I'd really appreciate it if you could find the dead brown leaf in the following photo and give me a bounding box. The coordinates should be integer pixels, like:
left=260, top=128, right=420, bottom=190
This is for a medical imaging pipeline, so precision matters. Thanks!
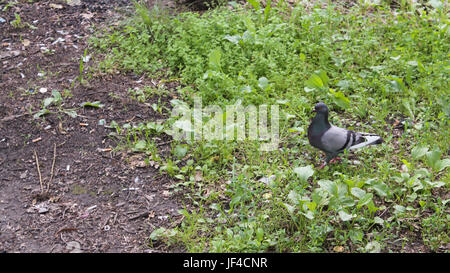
left=194, top=171, right=202, bottom=182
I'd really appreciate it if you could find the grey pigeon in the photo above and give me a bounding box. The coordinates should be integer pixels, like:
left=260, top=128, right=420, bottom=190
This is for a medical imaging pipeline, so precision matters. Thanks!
left=307, top=102, right=383, bottom=168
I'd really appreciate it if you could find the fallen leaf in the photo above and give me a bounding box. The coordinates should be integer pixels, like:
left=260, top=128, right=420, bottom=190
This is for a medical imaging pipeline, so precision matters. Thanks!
left=67, top=0, right=82, bottom=6
left=333, top=246, right=345, bottom=252
left=22, top=39, right=31, bottom=47
left=194, top=171, right=202, bottom=182
left=129, top=154, right=146, bottom=168
left=49, top=3, right=64, bottom=9
left=66, top=241, right=82, bottom=253
left=81, top=13, right=94, bottom=20
left=393, top=119, right=400, bottom=127
left=148, top=211, right=155, bottom=219
left=0, top=50, right=20, bottom=60
left=263, top=192, right=272, bottom=199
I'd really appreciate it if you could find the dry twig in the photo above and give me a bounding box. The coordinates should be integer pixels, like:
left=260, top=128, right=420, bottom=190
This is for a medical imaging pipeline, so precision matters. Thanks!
left=33, top=150, right=44, bottom=193
left=48, top=143, right=57, bottom=191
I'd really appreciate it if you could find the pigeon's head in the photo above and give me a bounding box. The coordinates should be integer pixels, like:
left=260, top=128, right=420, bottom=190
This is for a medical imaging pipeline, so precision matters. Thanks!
left=313, top=102, right=329, bottom=114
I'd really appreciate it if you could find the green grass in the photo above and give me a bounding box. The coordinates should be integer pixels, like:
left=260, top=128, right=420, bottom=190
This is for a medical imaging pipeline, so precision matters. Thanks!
left=92, top=0, right=449, bottom=252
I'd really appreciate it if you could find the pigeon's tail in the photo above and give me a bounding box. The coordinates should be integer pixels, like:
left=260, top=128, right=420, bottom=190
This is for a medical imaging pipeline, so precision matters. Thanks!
left=349, top=134, right=383, bottom=150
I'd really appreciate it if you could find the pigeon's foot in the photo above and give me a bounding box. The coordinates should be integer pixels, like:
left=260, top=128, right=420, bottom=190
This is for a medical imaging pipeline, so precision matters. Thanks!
left=318, top=162, right=327, bottom=169
left=329, top=157, right=342, bottom=164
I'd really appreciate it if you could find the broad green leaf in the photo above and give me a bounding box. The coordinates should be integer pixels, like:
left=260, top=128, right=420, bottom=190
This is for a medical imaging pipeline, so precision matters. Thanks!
left=256, top=227, right=264, bottom=242
left=306, top=201, right=317, bottom=212
left=318, top=180, right=338, bottom=197
left=329, top=88, right=351, bottom=109
left=173, top=119, right=193, bottom=132
left=174, top=144, right=188, bottom=159
left=367, top=200, right=379, bottom=213
left=339, top=196, right=356, bottom=208
left=304, top=86, right=315, bottom=93
left=276, top=99, right=289, bottom=104
left=208, top=49, right=222, bottom=71
left=264, top=0, right=271, bottom=23
left=336, top=80, right=351, bottom=90
left=258, top=77, right=269, bottom=90
left=174, top=174, right=184, bottom=180
left=350, top=187, right=366, bottom=199
left=301, top=210, right=315, bottom=220
left=402, top=98, right=415, bottom=118
left=80, top=101, right=104, bottom=108
left=435, top=158, right=450, bottom=172
left=133, top=140, right=147, bottom=151
left=393, top=205, right=406, bottom=214
left=311, top=189, right=328, bottom=206
left=357, top=193, right=373, bottom=208
left=51, top=90, right=62, bottom=103
left=293, top=165, right=315, bottom=182
left=33, top=109, right=50, bottom=119
left=374, top=217, right=384, bottom=226
left=64, top=110, right=78, bottom=118
left=240, top=85, right=252, bottom=93
left=317, top=70, right=329, bottom=85
left=429, top=0, right=443, bottom=10
left=349, top=229, right=364, bottom=243
left=287, top=190, right=300, bottom=205
left=337, top=183, right=349, bottom=199
left=411, top=145, right=429, bottom=160
left=365, top=241, right=381, bottom=253
left=246, top=0, right=260, bottom=11
left=242, top=30, right=254, bottom=42
left=338, top=210, right=355, bottom=221
left=224, top=34, right=241, bottom=44
left=386, top=76, right=405, bottom=92
left=299, top=53, right=306, bottom=61
left=306, top=74, right=324, bottom=89
left=283, top=203, right=295, bottom=214
left=43, top=97, right=54, bottom=108
left=370, top=182, right=389, bottom=197
left=426, top=149, right=441, bottom=170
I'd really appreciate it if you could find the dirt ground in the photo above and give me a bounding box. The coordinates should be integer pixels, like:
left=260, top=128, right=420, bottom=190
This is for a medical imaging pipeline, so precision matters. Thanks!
left=0, top=0, right=184, bottom=252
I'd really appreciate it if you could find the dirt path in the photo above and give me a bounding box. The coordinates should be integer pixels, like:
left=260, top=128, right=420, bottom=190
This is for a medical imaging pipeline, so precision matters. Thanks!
left=0, top=0, right=182, bottom=252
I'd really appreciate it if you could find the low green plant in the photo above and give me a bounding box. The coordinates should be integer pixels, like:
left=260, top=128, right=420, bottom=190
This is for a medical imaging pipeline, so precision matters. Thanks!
left=93, top=0, right=449, bottom=252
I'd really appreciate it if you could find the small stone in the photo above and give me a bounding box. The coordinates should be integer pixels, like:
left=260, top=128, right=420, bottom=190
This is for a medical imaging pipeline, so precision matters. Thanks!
left=20, top=171, right=27, bottom=179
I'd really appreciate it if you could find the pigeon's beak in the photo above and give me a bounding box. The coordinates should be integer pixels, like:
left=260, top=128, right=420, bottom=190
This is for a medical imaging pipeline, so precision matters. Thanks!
left=311, top=109, right=317, bottom=114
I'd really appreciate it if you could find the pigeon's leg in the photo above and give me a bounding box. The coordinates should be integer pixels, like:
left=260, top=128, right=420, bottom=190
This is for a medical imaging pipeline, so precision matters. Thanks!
left=318, top=162, right=327, bottom=169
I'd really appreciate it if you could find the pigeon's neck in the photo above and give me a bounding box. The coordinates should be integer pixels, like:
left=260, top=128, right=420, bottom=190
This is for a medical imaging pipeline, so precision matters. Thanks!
left=310, top=112, right=331, bottom=135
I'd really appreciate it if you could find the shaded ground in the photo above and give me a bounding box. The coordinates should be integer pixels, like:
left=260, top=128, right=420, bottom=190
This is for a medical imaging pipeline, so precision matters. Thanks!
left=0, top=0, right=182, bottom=252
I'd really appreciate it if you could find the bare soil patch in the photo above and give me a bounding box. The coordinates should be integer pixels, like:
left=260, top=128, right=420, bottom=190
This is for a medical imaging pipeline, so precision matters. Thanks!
left=0, top=0, right=182, bottom=252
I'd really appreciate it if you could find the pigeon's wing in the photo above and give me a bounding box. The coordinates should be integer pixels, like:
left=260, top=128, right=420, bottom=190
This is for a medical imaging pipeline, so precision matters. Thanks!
left=348, top=133, right=383, bottom=150
left=319, top=126, right=355, bottom=154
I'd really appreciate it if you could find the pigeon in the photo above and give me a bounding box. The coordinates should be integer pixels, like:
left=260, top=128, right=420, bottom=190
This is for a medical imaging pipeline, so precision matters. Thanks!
left=307, top=102, right=383, bottom=168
